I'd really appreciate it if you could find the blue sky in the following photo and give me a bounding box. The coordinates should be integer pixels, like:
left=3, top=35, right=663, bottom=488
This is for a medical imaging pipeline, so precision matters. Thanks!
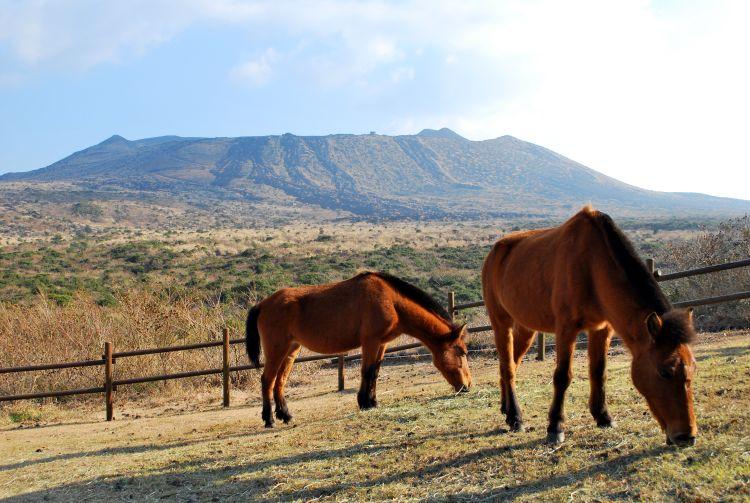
left=1, top=0, right=749, bottom=199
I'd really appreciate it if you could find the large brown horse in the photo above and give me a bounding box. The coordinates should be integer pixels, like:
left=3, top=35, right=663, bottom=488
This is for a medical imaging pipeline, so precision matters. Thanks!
left=482, top=206, right=697, bottom=446
left=245, top=272, right=472, bottom=427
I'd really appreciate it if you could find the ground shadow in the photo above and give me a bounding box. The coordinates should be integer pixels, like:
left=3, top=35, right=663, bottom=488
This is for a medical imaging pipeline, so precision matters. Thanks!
left=695, top=343, right=750, bottom=361
left=1, top=420, right=669, bottom=502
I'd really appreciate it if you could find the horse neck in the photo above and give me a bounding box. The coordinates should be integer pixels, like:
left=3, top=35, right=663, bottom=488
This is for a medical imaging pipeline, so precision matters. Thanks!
left=396, top=299, right=453, bottom=348
left=595, top=267, right=663, bottom=355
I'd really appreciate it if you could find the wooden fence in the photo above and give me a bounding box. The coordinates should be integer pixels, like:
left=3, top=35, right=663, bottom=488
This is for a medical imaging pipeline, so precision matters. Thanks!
left=451, top=256, right=750, bottom=360
left=0, top=328, right=425, bottom=421
left=0, top=256, right=748, bottom=421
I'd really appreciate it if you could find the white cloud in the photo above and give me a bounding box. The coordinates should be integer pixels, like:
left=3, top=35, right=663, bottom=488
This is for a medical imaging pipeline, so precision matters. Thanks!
left=2, top=1, right=749, bottom=198
left=231, top=48, right=278, bottom=86
left=0, top=0, right=198, bottom=71
left=390, top=66, right=415, bottom=83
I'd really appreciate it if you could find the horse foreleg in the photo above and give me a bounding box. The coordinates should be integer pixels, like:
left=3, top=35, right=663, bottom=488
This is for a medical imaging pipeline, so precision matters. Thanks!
left=274, top=343, right=301, bottom=424
left=587, top=326, right=614, bottom=428
left=358, top=343, right=386, bottom=410
left=546, top=327, right=578, bottom=443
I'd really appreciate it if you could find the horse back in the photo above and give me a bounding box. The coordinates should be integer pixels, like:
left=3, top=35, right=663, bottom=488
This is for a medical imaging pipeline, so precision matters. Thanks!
left=482, top=208, right=609, bottom=332
left=256, top=275, right=399, bottom=353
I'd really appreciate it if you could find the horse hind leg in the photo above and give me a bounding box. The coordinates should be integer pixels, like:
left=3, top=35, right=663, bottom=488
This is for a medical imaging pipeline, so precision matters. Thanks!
left=490, top=314, right=525, bottom=432
left=260, top=369, right=277, bottom=428
left=500, top=325, right=535, bottom=414
left=274, top=343, right=301, bottom=424
left=259, top=330, right=292, bottom=428
left=513, top=325, right=537, bottom=368
left=357, top=342, right=387, bottom=410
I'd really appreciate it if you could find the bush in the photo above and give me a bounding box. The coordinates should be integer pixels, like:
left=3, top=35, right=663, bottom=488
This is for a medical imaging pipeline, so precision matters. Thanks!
left=655, top=216, right=750, bottom=330
left=71, top=202, right=103, bottom=219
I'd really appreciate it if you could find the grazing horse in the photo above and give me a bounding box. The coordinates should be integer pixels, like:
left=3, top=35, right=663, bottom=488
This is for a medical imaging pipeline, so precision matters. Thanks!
left=245, top=271, right=472, bottom=428
left=482, top=206, right=697, bottom=446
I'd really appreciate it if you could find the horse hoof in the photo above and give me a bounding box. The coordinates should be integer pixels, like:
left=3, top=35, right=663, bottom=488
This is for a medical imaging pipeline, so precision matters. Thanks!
left=509, top=422, right=525, bottom=433
left=597, top=419, right=615, bottom=428
left=275, top=410, right=293, bottom=423
left=264, top=422, right=274, bottom=429
left=595, top=413, right=615, bottom=428
left=546, top=431, right=565, bottom=444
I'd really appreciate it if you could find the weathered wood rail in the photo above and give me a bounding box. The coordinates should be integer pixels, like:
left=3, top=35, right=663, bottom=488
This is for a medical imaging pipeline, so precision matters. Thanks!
left=0, top=328, right=427, bottom=420
left=0, top=256, right=747, bottom=421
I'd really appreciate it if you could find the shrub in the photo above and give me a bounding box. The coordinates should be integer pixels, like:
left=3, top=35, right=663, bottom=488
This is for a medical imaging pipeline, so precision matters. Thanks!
left=655, top=216, right=750, bottom=330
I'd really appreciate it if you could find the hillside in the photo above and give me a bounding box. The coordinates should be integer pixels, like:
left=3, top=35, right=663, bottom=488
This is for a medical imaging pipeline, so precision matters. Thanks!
left=2, top=129, right=749, bottom=220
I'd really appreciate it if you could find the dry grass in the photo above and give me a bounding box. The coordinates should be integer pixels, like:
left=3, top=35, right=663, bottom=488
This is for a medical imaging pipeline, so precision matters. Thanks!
left=0, top=290, right=251, bottom=400
left=0, top=332, right=747, bottom=501
left=0, top=290, right=418, bottom=407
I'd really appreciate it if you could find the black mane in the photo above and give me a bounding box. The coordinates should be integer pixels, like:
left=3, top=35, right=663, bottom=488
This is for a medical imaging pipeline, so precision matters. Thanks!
left=660, top=310, right=696, bottom=346
left=592, top=211, right=672, bottom=314
left=358, top=271, right=453, bottom=323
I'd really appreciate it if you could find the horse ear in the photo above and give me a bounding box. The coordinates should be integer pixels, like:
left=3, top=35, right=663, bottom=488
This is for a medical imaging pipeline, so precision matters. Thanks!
left=450, top=323, right=467, bottom=341
left=686, top=307, right=694, bottom=324
left=645, top=312, right=663, bottom=339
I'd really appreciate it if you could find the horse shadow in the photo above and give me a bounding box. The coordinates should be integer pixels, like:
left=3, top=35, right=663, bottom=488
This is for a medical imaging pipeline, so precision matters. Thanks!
left=257, top=441, right=665, bottom=502
left=2, top=425, right=666, bottom=502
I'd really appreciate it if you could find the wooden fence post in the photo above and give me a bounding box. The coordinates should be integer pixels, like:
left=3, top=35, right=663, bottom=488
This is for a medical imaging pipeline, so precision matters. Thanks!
left=222, top=327, right=230, bottom=407
left=646, top=258, right=655, bottom=276
left=337, top=355, right=345, bottom=391
left=535, top=333, right=545, bottom=361
left=448, top=291, right=455, bottom=322
left=104, top=342, right=114, bottom=421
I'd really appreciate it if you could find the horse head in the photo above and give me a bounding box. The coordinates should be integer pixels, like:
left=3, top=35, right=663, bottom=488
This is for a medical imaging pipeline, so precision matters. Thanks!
left=630, top=309, right=697, bottom=447
left=431, top=323, right=472, bottom=392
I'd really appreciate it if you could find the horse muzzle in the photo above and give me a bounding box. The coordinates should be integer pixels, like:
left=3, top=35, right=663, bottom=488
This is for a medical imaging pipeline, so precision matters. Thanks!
left=667, top=433, right=696, bottom=447
left=454, top=382, right=471, bottom=393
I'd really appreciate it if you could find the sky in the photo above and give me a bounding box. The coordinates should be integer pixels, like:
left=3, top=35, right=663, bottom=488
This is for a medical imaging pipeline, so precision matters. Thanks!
left=1, top=0, right=749, bottom=200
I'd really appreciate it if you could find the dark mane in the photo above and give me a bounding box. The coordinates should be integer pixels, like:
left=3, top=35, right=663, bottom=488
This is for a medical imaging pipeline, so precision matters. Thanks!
left=660, top=310, right=696, bottom=346
left=358, top=271, right=453, bottom=324
left=591, top=211, right=672, bottom=313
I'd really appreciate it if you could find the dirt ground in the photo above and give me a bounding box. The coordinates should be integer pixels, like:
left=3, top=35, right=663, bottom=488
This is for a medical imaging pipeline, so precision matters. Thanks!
left=0, top=333, right=748, bottom=502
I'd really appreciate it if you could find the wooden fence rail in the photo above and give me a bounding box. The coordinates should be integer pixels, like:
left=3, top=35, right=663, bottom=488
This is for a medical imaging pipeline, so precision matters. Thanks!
left=452, top=256, right=750, bottom=360
left=0, top=331, right=428, bottom=420
left=0, top=255, right=747, bottom=420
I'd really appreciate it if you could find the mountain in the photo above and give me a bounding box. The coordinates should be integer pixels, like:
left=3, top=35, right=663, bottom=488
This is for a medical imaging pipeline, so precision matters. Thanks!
left=2, top=129, right=749, bottom=219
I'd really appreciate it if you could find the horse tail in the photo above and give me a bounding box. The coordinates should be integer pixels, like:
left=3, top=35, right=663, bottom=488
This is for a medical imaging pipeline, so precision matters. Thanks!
left=245, top=305, right=262, bottom=368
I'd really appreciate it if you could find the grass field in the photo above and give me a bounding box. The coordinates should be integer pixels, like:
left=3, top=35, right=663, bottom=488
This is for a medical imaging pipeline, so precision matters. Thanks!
left=0, top=332, right=748, bottom=501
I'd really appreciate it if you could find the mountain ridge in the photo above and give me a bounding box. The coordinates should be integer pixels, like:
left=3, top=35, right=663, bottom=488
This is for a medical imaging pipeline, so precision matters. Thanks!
left=2, top=130, right=749, bottom=219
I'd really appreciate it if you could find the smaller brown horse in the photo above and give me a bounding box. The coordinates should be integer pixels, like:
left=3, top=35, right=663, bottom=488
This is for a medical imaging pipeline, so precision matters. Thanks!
left=246, top=272, right=472, bottom=427
left=482, top=206, right=697, bottom=446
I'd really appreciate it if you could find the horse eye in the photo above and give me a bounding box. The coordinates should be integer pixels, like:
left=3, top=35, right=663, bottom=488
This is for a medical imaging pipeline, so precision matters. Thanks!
left=658, top=368, right=673, bottom=379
